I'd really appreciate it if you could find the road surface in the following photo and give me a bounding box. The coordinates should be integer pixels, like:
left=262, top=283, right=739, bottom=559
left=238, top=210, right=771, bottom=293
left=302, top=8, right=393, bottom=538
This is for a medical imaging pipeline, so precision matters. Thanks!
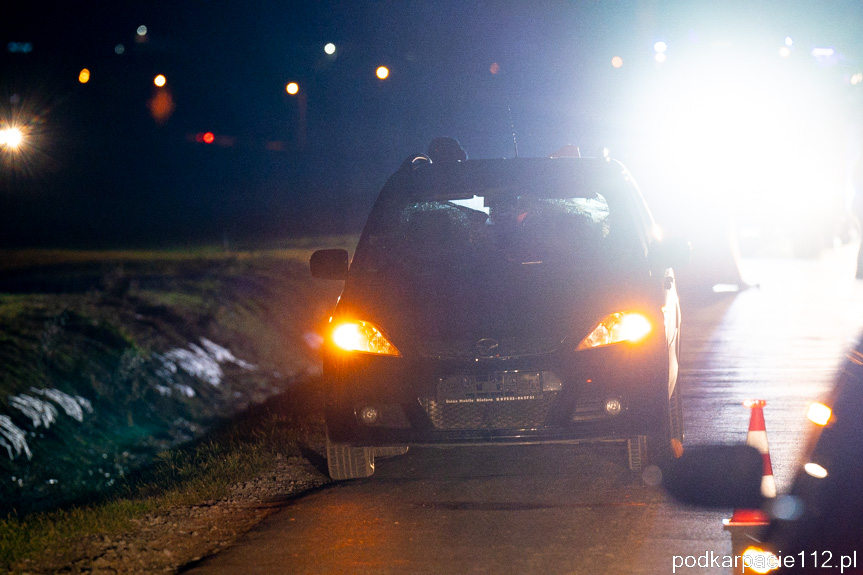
left=186, top=246, right=863, bottom=575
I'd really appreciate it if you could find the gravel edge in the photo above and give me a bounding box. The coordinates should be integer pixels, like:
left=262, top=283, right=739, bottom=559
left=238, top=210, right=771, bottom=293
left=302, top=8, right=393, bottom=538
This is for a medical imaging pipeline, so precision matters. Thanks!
left=11, top=455, right=330, bottom=574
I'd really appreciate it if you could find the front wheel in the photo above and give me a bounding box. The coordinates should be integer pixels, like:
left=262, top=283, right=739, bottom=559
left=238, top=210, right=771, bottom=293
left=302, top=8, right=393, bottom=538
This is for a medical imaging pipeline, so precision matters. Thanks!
left=627, top=383, right=684, bottom=472
left=326, top=437, right=375, bottom=480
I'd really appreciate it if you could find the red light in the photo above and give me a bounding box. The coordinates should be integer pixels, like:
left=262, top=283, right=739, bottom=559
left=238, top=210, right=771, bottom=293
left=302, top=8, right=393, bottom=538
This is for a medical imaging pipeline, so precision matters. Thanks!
left=202, top=132, right=215, bottom=144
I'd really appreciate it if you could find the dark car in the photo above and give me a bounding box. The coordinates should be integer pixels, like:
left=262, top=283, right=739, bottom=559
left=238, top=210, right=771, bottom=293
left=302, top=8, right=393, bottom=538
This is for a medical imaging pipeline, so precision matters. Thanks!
left=662, top=338, right=863, bottom=573
left=311, top=140, right=689, bottom=480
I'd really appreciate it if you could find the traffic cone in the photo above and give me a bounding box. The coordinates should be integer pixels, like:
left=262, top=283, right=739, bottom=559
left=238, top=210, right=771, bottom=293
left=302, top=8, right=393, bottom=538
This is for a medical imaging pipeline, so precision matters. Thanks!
left=724, top=400, right=775, bottom=556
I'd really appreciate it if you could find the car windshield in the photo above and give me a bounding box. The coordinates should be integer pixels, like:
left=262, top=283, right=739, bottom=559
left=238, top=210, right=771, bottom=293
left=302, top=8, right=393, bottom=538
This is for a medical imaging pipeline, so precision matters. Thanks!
left=351, top=162, right=645, bottom=278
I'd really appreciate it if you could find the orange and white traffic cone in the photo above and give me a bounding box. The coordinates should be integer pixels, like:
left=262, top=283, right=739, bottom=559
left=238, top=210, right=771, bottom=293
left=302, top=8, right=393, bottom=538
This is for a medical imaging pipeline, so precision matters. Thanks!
left=724, top=400, right=775, bottom=554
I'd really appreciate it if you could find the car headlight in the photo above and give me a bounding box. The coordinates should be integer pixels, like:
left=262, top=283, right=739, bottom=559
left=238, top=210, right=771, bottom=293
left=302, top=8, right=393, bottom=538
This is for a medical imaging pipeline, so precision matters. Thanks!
left=331, top=320, right=400, bottom=356
left=576, top=312, right=652, bottom=350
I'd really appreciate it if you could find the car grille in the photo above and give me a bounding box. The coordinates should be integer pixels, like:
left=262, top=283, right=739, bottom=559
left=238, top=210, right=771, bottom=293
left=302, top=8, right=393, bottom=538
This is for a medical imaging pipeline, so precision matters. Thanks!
left=418, top=393, right=558, bottom=430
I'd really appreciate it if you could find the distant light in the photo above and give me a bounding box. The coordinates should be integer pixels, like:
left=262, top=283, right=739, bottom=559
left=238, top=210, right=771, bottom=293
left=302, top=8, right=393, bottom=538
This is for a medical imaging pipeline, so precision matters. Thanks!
left=7, top=42, right=33, bottom=54
left=286, top=82, right=299, bottom=95
left=741, top=547, right=780, bottom=574
left=785, top=36, right=793, bottom=47
left=807, top=402, right=832, bottom=426
left=324, top=43, right=336, bottom=55
left=203, top=132, right=215, bottom=144
left=811, top=47, right=835, bottom=58
left=78, top=68, right=91, bottom=84
left=771, top=494, right=804, bottom=521
left=154, top=74, right=166, bottom=87
left=115, top=44, right=125, bottom=55
left=779, top=46, right=791, bottom=58
left=490, top=62, right=500, bottom=75
left=137, top=25, right=148, bottom=36
left=851, top=73, right=863, bottom=85
left=654, top=41, right=667, bottom=54
left=804, top=462, right=828, bottom=479
left=654, top=52, right=667, bottom=64
left=611, top=56, right=623, bottom=68
left=0, top=128, right=24, bottom=150
left=376, top=66, right=390, bottom=80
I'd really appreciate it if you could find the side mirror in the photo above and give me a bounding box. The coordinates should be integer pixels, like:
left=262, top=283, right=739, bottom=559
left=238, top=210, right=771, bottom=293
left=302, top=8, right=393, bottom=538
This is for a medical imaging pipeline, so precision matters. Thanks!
left=310, top=249, right=349, bottom=280
left=661, top=445, right=765, bottom=508
left=650, top=237, right=691, bottom=270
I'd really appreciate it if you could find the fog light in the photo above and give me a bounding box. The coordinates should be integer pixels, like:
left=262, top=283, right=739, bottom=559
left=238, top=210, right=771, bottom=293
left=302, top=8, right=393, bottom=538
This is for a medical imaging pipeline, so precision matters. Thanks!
left=359, top=406, right=379, bottom=425
left=605, top=399, right=622, bottom=415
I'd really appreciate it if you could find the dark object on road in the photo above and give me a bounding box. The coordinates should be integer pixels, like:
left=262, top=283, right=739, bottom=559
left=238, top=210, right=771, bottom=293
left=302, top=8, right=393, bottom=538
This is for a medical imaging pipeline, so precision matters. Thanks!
left=311, top=142, right=689, bottom=480
left=661, top=445, right=764, bottom=509
left=661, top=337, right=863, bottom=573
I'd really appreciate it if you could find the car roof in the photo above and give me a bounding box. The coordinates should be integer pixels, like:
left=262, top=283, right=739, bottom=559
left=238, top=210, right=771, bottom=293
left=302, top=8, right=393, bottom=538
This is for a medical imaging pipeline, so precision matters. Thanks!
left=391, top=156, right=634, bottom=203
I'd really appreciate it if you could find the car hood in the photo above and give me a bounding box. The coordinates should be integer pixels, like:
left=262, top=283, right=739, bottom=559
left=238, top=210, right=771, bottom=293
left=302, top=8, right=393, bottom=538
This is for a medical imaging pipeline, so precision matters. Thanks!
left=339, top=259, right=655, bottom=359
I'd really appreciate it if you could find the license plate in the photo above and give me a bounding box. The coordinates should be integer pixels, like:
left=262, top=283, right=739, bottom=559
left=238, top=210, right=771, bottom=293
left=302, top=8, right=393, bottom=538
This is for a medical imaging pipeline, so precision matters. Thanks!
left=437, top=371, right=556, bottom=403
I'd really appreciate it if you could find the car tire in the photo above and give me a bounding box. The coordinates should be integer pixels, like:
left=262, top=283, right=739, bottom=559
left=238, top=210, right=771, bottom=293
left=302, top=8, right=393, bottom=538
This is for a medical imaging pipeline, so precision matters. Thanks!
left=326, top=437, right=375, bottom=480
left=373, top=446, right=410, bottom=458
left=627, top=383, right=684, bottom=472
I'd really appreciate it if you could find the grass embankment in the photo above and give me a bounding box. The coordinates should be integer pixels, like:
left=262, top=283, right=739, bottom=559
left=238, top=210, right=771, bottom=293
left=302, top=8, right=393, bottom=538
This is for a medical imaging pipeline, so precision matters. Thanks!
left=0, top=384, right=326, bottom=571
left=0, top=238, right=352, bottom=569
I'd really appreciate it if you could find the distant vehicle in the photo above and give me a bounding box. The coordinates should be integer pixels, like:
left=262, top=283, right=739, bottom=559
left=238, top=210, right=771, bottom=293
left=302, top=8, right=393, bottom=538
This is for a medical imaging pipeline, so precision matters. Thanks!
left=662, top=337, right=863, bottom=573
left=310, top=139, right=690, bottom=480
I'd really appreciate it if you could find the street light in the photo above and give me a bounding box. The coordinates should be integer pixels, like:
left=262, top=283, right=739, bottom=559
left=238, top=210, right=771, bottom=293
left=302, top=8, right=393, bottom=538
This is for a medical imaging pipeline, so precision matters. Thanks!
left=0, top=127, right=24, bottom=150
left=376, top=66, right=389, bottom=80
left=286, top=82, right=299, bottom=95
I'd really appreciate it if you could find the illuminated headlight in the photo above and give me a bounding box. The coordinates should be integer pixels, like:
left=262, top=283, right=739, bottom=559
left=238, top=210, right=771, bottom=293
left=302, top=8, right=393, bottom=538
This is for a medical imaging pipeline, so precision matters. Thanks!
left=806, top=402, right=832, bottom=426
left=332, top=320, right=400, bottom=356
left=576, top=312, right=652, bottom=350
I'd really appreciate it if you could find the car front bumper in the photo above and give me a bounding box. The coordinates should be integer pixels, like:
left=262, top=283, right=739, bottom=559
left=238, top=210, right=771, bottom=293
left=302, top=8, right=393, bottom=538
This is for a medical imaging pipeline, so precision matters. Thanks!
left=323, top=338, right=673, bottom=446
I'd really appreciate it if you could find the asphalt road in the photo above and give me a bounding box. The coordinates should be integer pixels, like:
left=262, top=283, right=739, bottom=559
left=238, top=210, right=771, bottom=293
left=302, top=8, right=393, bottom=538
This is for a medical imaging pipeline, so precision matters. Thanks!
left=186, top=245, right=863, bottom=575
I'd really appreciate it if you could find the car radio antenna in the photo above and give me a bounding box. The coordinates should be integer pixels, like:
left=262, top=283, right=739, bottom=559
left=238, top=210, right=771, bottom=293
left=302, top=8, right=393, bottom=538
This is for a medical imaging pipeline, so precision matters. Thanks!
left=508, top=105, right=519, bottom=158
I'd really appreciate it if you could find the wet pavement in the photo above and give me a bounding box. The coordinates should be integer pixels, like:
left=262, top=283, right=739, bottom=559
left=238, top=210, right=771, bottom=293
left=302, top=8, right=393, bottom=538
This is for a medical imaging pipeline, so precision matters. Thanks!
left=186, top=245, right=863, bottom=575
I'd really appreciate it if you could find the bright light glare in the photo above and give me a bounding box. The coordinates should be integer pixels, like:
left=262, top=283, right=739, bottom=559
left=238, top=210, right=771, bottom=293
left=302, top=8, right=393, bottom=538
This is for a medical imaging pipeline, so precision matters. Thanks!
left=741, top=547, right=780, bottom=574
left=577, top=312, right=652, bottom=350
left=811, top=47, right=835, bottom=57
left=324, top=43, right=336, bottom=55
left=804, top=462, right=828, bottom=479
left=611, top=56, right=623, bottom=69
left=78, top=68, right=91, bottom=84
left=286, top=82, right=299, bottom=95
left=137, top=25, right=148, bottom=36
left=332, top=321, right=399, bottom=355
left=654, top=52, right=667, bottom=64
left=852, top=73, right=863, bottom=86
left=154, top=74, right=166, bottom=87
left=654, top=41, right=667, bottom=54
left=779, top=46, right=791, bottom=58
left=376, top=66, right=390, bottom=80
left=807, top=402, right=832, bottom=426
left=785, top=36, right=793, bottom=47
left=0, top=128, right=24, bottom=149
left=625, top=39, right=849, bottom=255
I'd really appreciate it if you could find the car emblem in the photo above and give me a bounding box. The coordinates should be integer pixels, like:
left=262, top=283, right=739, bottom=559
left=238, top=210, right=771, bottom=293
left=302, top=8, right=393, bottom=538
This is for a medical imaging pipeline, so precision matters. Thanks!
left=474, top=338, right=500, bottom=357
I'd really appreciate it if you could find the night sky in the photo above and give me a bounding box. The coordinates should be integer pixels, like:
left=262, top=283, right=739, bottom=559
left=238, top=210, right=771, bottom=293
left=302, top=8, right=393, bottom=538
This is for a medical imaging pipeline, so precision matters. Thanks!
left=2, top=1, right=862, bottom=248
